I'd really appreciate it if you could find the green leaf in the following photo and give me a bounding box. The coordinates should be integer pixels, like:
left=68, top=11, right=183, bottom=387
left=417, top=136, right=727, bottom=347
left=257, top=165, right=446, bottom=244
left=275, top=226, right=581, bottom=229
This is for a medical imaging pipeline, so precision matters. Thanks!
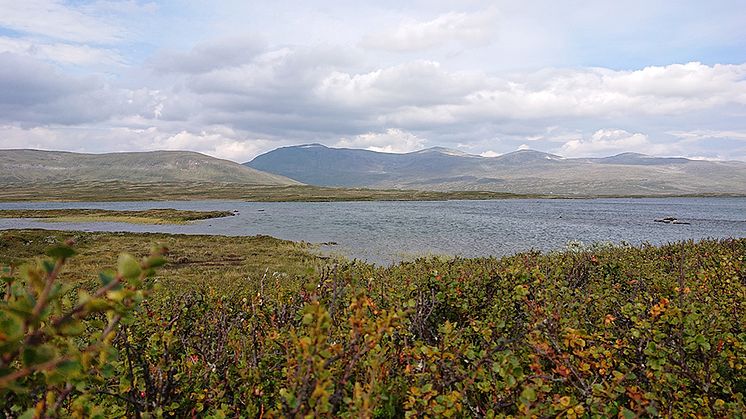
left=146, top=255, right=167, bottom=268
left=622, top=407, right=636, bottom=419
left=22, top=344, right=56, bottom=367
left=99, top=271, right=115, bottom=286
left=0, top=312, right=24, bottom=337
left=84, top=298, right=112, bottom=313
left=57, top=318, right=85, bottom=336
left=42, top=260, right=56, bottom=274
left=18, top=408, right=36, bottom=419
left=117, top=253, right=141, bottom=280
left=45, top=245, right=76, bottom=259
left=57, top=359, right=82, bottom=376
left=520, top=386, right=537, bottom=402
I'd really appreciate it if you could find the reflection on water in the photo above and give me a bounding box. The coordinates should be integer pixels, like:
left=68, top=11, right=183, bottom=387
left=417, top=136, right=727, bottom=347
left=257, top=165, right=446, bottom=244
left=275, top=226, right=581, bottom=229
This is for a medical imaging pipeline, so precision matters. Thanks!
left=1, top=198, right=745, bottom=265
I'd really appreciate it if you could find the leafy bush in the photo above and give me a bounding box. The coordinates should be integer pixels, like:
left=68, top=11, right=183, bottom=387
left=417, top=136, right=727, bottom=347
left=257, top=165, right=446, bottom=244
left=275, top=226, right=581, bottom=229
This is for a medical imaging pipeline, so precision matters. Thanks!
left=2, top=236, right=745, bottom=417
left=1, top=241, right=166, bottom=418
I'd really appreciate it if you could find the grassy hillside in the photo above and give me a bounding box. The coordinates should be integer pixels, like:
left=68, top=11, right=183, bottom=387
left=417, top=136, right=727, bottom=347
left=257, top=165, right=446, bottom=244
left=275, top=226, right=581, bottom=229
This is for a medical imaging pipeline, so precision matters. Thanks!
left=0, top=149, right=298, bottom=186
left=1, top=230, right=744, bottom=416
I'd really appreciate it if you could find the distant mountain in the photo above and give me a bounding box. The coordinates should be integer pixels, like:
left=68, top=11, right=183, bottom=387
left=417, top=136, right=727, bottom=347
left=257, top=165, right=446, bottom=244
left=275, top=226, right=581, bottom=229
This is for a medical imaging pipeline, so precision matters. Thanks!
left=246, top=144, right=746, bottom=195
left=0, top=149, right=299, bottom=186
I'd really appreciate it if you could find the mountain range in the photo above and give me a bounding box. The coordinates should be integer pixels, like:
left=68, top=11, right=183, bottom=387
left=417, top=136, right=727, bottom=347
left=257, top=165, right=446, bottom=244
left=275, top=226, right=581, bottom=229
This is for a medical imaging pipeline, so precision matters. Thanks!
left=3, top=146, right=745, bottom=197
left=246, top=144, right=746, bottom=196
left=0, top=149, right=297, bottom=186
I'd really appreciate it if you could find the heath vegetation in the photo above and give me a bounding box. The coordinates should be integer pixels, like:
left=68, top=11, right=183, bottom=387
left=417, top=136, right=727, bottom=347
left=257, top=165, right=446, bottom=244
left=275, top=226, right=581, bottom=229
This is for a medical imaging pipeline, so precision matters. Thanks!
left=0, top=182, right=529, bottom=203
left=1, top=230, right=744, bottom=417
left=0, top=210, right=235, bottom=225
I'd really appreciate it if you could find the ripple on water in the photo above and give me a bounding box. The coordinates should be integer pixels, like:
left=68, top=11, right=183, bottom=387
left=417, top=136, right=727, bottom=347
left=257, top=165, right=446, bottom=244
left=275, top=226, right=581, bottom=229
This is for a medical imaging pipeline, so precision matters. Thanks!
left=1, top=197, right=745, bottom=265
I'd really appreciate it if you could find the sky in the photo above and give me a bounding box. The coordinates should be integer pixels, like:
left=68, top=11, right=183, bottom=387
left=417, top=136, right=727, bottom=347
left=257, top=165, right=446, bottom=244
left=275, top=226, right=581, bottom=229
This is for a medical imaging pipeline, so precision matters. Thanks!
left=0, top=0, right=745, bottom=162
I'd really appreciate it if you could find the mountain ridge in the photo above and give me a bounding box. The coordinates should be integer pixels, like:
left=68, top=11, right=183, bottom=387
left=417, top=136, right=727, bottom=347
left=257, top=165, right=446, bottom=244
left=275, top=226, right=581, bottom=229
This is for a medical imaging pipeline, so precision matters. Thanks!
left=0, top=149, right=300, bottom=186
left=246, top=144, right=746, bottom=195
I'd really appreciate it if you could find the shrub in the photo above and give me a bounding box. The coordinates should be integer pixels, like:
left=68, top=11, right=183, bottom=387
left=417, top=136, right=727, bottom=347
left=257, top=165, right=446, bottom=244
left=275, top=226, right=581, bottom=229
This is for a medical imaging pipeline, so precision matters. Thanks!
left=2, top=235, right=745, bottom=417
left=0, top=241, right=166, bottom=418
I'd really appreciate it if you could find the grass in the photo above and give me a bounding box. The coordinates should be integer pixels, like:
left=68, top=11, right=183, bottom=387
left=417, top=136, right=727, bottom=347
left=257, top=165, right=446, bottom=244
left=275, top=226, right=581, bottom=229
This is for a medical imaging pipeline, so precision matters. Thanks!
left=0, top=181, right=741, bottom=203
left=0, top=229, right=331, bottom=291
left=0, top=181, right=533, bottom=202
left=0, top=209, right=234, bottom=224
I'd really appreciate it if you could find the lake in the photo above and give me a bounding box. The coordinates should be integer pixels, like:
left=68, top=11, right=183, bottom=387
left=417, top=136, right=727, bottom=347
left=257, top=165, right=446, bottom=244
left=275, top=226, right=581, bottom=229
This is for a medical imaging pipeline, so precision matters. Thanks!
left=1, top=198, right=745, bottom=264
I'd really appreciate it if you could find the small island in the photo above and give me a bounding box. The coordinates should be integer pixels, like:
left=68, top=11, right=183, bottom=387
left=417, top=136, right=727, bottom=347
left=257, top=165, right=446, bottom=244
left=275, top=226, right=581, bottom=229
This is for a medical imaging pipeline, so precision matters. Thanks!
left=0, top=208, right=235, bottom=225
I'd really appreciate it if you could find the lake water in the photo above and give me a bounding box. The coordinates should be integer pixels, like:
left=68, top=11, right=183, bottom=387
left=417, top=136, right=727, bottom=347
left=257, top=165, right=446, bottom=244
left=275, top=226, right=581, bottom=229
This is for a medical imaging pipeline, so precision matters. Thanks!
left=1, top=198, right=745, bottom=264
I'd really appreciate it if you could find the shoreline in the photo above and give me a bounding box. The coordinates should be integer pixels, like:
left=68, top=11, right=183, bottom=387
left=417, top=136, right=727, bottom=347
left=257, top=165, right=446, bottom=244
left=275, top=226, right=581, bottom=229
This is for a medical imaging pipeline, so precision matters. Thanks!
left=0, top=209, right=234, bottom=225
left=1, top=182, right=744, bottom=203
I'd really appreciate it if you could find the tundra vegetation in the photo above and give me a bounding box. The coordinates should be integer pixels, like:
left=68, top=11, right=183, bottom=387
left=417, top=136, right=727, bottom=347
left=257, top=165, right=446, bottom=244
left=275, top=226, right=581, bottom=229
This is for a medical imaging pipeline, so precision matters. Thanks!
left=0, top=209, right=235, bottom=225
left=0, top=182, right=527, bottom=203
left=1, top=229, right=744, bottom=417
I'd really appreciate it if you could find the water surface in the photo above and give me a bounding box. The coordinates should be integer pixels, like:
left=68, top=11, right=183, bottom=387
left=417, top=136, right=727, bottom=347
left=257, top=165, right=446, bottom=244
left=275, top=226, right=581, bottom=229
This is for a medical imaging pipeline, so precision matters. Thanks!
left=1, top=198, right=744, bottom=264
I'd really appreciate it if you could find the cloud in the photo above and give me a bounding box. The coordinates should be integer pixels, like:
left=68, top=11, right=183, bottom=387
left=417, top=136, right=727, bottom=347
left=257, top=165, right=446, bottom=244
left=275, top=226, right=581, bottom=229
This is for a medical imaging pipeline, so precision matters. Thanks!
left=145, top=129, right=277, bottom=161
left=663, top=129, right=746, bottom=161
left=361, top=8, right=498, bottom=52
left=3, top=2, right=746, bottom=164
left=8, top=48, right=745, bottom=160
left=82, top=0, right=158, bottom=15
left=335, top=128, right=426, bottom=153
left=314, top=60, right=482, bottom=109
left=557, top=129, right=661, bottom=157
left=150, top=35, right=267, bottom=74
left=0, top=0, right=125, bottom=43
left=455, top=62, right=746, bottom=122
left=667, top=130, right=746, bottom=142
left=606, top=62, right=746, bottom=98
left=0, top=53, right=92, bottom=105
left=0, top=52, right=159, bottom=125
left=0, top=36, right=124, bottom=66
left=0, top=124, right=282, bottom=162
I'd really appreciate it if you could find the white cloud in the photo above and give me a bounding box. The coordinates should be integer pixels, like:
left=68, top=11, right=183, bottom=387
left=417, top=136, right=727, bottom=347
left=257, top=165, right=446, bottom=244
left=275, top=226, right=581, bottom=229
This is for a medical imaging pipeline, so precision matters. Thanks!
left=0, top=124, right=68, bottom=150
left=0, top=36, right=123, bottom=66
left=335, top=128, right=426, bottom=153
left=558, top=129, right=662, bottom=157
left=455, top=62, right=746, bottom=122
left=667, top=130, right=746, bottom=141
left=605, top=62, right=746, bottom=98
left=0, top=124, right=281, bottom=162
left=3, top=2, right=746, bottom=164
left=314, top=60, right=482, bottom=108
left=145, top=129, right=274, bottom=162
left=361, top=8, right=498, bottom=52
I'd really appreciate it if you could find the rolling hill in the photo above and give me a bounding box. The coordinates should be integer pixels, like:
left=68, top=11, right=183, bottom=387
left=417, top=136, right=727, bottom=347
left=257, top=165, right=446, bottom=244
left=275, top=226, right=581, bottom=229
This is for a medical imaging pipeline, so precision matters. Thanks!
left=0, top=149, right=299, bottom=186
left=246, top=144, right=746, bottom=195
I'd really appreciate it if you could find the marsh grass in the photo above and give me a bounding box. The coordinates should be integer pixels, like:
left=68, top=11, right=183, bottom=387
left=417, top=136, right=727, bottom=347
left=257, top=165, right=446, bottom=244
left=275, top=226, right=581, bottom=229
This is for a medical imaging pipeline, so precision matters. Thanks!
left=0, top=229, right=332, bottom=292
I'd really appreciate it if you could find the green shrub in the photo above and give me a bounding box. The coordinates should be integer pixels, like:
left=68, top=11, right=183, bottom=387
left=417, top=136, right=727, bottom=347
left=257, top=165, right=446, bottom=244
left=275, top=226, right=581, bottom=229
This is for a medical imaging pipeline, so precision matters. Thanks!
left=2, top=235, right=745, bottom=417
left=0, top=241, right=166, bottom=418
